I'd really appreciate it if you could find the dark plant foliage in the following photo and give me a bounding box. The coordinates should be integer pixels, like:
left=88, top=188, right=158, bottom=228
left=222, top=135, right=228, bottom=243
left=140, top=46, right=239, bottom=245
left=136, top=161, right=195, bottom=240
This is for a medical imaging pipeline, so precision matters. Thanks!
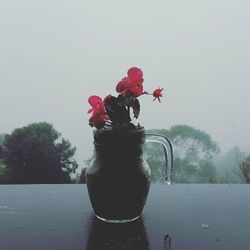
left=104, top=95, right=131, bottom=124
left=104, top=94, right=141, bottom=130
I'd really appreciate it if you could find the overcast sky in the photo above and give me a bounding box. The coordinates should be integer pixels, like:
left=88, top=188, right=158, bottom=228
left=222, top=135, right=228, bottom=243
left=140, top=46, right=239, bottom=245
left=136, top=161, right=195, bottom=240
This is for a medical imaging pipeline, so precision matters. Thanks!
left=1, top=0, right=250, bottom=164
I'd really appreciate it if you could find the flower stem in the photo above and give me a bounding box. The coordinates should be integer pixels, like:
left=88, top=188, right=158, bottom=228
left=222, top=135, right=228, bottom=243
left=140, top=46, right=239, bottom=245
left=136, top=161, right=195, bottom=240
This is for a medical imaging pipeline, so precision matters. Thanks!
left=143, top=91, right=153, bottom=95
left=128, top=104, right=130, bottom=118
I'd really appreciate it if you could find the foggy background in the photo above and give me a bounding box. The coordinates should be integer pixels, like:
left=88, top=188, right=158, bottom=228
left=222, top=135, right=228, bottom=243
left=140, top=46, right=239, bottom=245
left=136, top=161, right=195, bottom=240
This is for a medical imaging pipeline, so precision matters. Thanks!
left=1, top=0, right=250, bottom=165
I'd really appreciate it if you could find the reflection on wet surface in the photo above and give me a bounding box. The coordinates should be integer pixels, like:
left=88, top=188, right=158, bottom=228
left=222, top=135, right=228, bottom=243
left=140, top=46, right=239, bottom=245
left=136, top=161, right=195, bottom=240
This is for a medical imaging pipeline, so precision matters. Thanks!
left=86, top=214, right=150, bottom=249
left=0, top=185, right=250, bottom=249
left=164, top=234, right=172, bottom=250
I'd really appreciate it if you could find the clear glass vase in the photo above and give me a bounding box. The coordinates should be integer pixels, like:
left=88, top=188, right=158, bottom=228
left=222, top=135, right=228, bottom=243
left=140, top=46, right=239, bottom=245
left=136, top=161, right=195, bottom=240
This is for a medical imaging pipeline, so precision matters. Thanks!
left=86, top=128, right=173, bottom=223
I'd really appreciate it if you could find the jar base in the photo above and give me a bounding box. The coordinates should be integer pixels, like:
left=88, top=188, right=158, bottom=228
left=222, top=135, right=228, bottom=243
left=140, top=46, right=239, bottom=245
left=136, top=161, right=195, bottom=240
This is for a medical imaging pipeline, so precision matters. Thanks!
left=95, top=214, right=141, bottom=223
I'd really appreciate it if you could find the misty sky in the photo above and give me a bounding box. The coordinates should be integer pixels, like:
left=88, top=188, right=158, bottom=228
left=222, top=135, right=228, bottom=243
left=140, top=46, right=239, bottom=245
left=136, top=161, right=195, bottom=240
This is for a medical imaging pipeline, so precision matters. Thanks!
left=1, top=0, right=250, bottom=164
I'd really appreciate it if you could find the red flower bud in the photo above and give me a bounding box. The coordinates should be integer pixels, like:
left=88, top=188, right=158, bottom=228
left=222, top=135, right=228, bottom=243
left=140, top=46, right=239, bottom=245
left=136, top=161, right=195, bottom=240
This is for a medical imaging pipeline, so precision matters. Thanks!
left=153, top=88, right=164, bottom=102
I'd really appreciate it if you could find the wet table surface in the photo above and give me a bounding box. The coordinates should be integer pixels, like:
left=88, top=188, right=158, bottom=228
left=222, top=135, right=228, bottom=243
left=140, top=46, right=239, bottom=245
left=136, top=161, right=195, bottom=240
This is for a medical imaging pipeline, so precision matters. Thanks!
left=0, top=184, right=249, bottom=250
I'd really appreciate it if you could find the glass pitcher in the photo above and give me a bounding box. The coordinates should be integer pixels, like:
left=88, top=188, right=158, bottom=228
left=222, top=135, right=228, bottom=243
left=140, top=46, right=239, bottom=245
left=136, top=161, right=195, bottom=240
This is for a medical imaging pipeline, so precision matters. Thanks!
left=86, top=128, right=174, bottom=223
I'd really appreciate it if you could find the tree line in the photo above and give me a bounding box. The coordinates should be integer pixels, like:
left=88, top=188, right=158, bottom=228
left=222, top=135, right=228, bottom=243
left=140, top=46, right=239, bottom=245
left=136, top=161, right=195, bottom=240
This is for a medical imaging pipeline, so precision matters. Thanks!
left=0, top=122, right=249, bottom=184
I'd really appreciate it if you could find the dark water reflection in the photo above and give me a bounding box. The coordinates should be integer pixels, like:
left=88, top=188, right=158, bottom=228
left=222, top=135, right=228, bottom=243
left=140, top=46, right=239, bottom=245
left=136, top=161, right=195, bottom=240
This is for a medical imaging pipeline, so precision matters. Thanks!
left=86, top=214, right=150, bottom=250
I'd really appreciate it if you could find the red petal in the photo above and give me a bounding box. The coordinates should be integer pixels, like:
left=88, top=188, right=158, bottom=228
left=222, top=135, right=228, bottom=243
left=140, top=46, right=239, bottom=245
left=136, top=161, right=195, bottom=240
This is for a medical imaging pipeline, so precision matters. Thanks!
left=116, top=81, right=125, bottom=93
left=88, top=95, right=103, bottom=107
left=116, top=77, right=130, bottom=93
left=127, top=67, right=143, bottom=83
left=87, top=108, right=94, bottom=114
left=128, top=82, right=143, bottom=97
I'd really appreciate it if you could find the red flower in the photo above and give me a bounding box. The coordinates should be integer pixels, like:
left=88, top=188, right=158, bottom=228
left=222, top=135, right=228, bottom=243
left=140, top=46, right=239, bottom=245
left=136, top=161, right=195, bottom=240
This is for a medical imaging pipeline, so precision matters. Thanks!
left=89, top=107, right=109, bottom=129
left=88, top=95, right=109, bottom=129
left=88, top=95, right=103, bottom=114
left=116, top=67, right=144, bottom=97
left=153, top=88, right=164, bottom=102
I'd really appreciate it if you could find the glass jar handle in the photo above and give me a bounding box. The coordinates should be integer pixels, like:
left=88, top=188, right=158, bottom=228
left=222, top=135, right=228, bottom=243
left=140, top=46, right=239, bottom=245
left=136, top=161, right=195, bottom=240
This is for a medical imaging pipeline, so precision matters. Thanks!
left=145, top=133, right=174, bottom=184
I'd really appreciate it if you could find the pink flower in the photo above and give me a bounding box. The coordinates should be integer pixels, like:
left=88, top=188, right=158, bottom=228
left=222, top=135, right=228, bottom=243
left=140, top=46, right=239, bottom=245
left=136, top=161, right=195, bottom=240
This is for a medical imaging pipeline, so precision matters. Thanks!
left=88, top=95, right=109, bottom=129
left=153, top=88, right=164, bottom=102
left=88, top=95, right=103, bottom=114
left=89, top=108, right=109, bottom=129
left=116, top=67, right=144, bottom=97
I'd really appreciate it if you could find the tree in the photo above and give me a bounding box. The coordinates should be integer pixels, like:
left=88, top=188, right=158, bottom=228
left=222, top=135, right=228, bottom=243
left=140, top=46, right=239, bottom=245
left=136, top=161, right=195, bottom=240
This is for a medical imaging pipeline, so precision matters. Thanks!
left=79, top=167, right=87, bottom=184
left=214, top=147, right=245, bottom=183
left=239, top=156, right=250, bottom=183
left=144, top=125, right=220, bottom=183
left=0, top=122, right=78, bottom=184
left=0, top=134, right=6, bottom=161
left=79, top=153, right=96, bottom=184
left=0, top=134, right=6, bottom=180
left=0, top=134, right=6, bottom=146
